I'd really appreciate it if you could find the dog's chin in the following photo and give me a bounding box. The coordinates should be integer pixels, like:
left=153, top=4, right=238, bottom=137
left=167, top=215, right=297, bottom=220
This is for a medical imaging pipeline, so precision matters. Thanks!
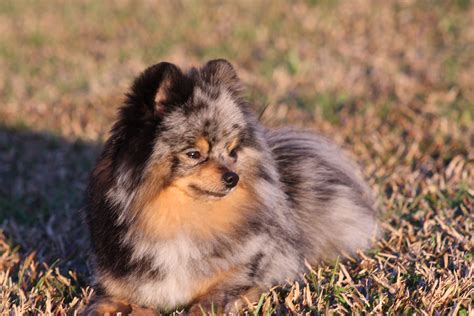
left=188, top=184, right=233, bottom=200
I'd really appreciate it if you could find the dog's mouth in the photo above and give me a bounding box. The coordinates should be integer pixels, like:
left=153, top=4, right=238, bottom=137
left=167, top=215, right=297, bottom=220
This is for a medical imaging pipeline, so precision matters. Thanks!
left=189, top=184, right=231, bottom=198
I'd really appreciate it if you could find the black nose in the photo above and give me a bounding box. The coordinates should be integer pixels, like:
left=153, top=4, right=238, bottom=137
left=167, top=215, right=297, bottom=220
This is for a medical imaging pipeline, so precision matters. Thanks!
left=223, top=172, right=239, bottom=188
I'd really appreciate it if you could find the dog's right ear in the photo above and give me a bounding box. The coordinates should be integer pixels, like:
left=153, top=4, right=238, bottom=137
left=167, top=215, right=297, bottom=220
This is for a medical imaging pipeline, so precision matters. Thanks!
left=128, top=62, right=193, bottom=116
left=199, top=59, right=242, bottom=95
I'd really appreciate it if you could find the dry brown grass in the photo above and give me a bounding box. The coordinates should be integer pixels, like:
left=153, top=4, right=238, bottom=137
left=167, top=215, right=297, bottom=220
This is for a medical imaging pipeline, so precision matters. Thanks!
left=0, top=0, right=472, bottom=315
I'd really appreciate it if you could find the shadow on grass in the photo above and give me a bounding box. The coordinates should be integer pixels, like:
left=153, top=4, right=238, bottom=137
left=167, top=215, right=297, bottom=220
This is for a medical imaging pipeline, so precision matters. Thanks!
left=0, top=124, right=101, bottom=275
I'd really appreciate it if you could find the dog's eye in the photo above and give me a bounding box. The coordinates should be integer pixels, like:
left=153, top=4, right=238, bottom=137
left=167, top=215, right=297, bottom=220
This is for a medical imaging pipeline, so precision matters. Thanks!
left=186, top=150, right=201, bottom=159
left=229, top=148, right=238, bottom=159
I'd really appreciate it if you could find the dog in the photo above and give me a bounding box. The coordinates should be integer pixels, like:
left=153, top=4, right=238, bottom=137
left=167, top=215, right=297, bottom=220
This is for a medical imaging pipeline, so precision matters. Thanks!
left=84, top=59, right=378, bottom=315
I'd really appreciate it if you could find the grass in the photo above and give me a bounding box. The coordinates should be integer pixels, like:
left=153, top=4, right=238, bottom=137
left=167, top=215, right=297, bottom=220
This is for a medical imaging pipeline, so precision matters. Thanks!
left=0, top=0, right=473, bottom=314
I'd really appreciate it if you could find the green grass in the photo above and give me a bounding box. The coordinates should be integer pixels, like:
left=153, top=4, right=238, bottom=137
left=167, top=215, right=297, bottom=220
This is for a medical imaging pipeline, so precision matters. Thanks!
left=0, top=0, right=473, bottom=314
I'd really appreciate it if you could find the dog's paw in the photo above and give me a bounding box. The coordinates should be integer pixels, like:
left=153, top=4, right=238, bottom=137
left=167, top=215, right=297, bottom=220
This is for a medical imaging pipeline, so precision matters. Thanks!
left=83, top=298, right=159, bottom=316
left=82, top=298, right=133, bottom=316
left=128, top=304, right=160, bottom=316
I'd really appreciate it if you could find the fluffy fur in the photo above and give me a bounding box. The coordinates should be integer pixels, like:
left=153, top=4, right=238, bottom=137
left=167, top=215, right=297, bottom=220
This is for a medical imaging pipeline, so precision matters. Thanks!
left=84, top=59, right=378, bottom=315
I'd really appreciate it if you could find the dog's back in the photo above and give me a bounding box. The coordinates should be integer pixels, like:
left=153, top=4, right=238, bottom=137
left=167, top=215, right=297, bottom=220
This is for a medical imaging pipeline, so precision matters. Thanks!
left=266, top=128, right=378, bottom=262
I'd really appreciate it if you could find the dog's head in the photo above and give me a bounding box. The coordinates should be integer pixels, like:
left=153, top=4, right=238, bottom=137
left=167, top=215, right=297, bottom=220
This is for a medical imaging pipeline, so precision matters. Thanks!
left=102, top=60, right=272, bottom=206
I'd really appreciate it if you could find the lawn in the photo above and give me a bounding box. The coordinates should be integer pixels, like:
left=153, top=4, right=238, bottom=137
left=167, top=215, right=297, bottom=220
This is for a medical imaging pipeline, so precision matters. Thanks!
left=0, top=0, right=472, bottom=314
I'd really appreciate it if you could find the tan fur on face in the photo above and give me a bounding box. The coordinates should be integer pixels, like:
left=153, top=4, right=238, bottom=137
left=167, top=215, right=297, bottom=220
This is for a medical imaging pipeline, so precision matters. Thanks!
left=177, top=159, right=228, bottom=194
left=137, top=181, right=250, bottom=240
left=226, top=137, right=239, bottom=152
left=195, top=137, right=210, bottom=155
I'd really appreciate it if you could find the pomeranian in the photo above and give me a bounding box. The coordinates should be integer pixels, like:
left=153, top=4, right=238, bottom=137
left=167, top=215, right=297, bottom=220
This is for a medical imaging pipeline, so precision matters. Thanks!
left=84, top=59, right=378, bottom=315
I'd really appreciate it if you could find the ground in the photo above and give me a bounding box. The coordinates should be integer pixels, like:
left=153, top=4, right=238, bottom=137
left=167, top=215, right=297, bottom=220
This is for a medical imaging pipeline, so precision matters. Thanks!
left=0, top=0, right=472, bottom=314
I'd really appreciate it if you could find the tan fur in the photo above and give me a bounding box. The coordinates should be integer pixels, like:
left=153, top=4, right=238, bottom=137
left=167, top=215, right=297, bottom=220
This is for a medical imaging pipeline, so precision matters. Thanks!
left=179, top=159, right=227, bottom=192
left=137, top=181, right=250, bottom=240
left=189, top=285, right=263, bottom=315
left=192, top=267, right=240, bottom=302
left=226, top=137, right=239, bottom=152
left=154, top=77, right=172, bottom=106
left=196, top=137, right=210, bottom=154
left=84, top=297, right=133, bottom=316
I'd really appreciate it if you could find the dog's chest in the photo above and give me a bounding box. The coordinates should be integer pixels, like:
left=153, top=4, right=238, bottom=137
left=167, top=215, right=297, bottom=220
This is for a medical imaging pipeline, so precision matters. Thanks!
left=130, top=234, right=228, bottom=307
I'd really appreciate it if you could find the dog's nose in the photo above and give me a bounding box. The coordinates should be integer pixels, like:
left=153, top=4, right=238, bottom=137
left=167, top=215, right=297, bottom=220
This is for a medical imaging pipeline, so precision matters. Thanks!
left=223, top=172, right=239, bottom=188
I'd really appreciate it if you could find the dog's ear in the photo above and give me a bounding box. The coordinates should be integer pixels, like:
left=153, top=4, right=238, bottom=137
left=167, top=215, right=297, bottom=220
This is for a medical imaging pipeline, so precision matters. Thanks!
left=128, top=62, right=193, bottom=116
left=200, top=59, right=242, bottom=95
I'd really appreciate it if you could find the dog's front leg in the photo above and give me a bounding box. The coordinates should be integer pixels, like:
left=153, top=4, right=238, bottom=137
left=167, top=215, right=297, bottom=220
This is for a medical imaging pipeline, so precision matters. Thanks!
left=188, top=285, right=263, bottom=315
left=83, top=295, right=158, bottom=316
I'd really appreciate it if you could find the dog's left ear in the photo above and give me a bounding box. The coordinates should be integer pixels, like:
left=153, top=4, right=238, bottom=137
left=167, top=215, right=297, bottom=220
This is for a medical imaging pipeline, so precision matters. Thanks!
left=200, top=59, right=242, bottom=95
left=128, top=62, right=193, bottom=117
